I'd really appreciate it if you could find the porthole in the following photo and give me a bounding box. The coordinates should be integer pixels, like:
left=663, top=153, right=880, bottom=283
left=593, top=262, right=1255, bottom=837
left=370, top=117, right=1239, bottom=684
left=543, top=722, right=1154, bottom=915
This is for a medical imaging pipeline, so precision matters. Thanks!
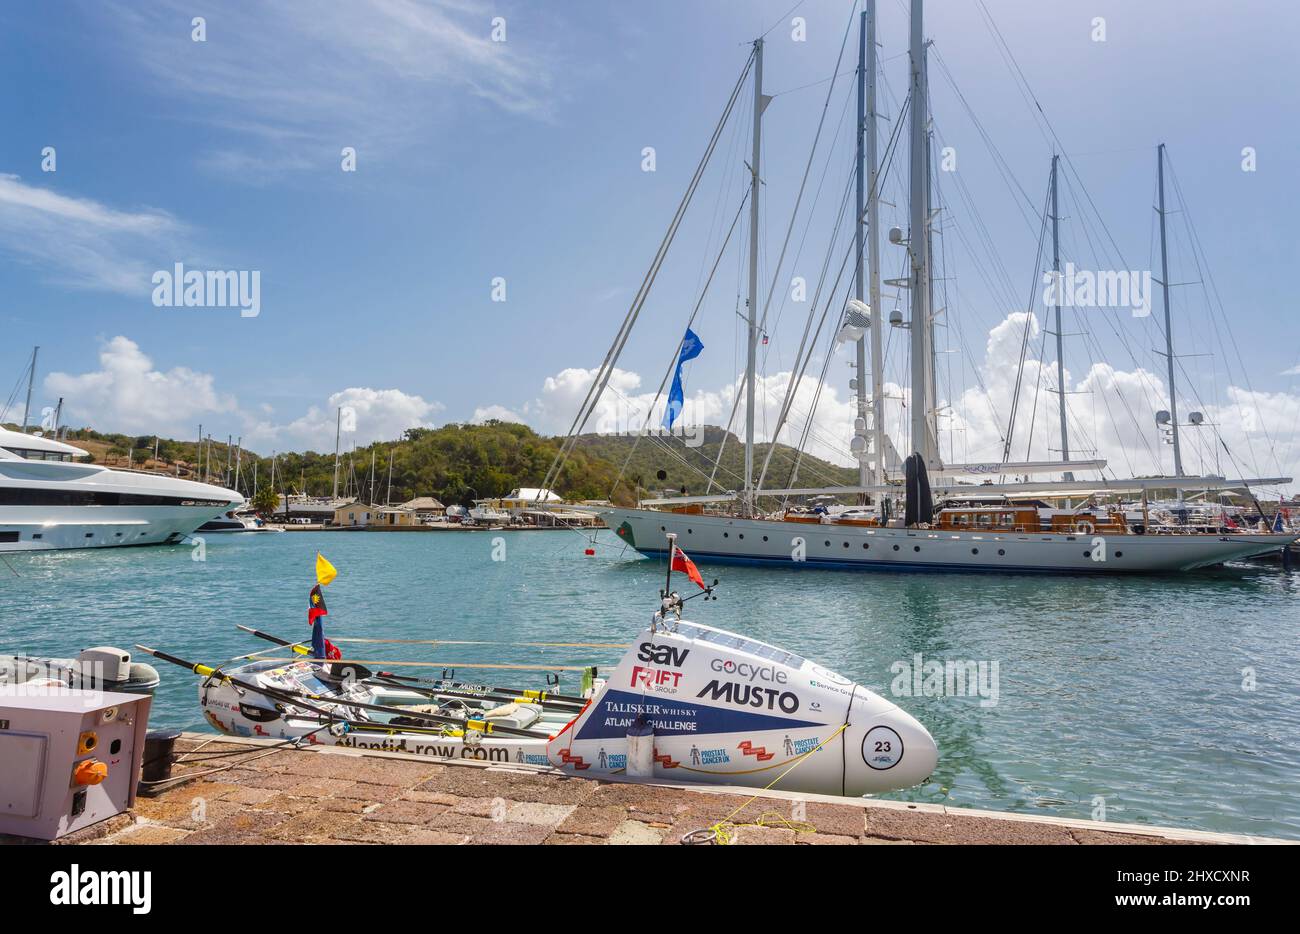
left=723, top=532, right=728, bottom=538
left=660, top=526, right=666, bottom=532
left=762, top=535, right=768, bottom=542
left=971, top=548, right=979, bottom=555
left=913, top=545, right=920, bottom=552
left=738, top=534, right=744, bottom=540
left=892, top=544, right=900, bottom=551
left=687, top=529, right=693, bottom=534
left=843, top=542, right=850, bottom=548
left=862, top=543, right=869, bottom=549
left=998, top=549, right=1005, bottom=556
left=825, top=540, right=831, bottom=547
left=1114, top=550, right=1123, bottom=558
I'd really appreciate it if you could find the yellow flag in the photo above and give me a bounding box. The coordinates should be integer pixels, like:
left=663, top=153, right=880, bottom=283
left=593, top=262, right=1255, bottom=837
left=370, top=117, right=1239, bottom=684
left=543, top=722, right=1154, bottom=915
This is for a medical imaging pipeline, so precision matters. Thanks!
left=316, top=552, right=338, bottom=586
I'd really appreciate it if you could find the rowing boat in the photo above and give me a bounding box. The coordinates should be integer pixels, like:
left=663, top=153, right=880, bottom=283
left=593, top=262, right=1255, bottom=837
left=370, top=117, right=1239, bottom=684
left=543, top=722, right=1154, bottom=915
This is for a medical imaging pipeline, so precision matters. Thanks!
left=139, top=536, right=939, bottom=798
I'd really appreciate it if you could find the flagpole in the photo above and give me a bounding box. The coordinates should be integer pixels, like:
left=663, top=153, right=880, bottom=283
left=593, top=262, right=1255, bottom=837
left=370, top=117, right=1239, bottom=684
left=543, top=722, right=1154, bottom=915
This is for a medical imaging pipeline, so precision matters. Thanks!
left=663, top=531, right=677, bottom=596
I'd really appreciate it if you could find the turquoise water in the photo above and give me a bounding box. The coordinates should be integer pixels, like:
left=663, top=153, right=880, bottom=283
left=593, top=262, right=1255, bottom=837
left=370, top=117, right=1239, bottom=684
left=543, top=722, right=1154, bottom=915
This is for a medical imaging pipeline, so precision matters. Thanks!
left=3, top=529, right=1297, bottom=839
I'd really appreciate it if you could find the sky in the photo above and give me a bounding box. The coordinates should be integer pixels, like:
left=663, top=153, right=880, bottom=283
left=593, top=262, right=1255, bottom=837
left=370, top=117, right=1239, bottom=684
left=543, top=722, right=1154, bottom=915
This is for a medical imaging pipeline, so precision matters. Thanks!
left=1, top=0, right=1298, bottom=491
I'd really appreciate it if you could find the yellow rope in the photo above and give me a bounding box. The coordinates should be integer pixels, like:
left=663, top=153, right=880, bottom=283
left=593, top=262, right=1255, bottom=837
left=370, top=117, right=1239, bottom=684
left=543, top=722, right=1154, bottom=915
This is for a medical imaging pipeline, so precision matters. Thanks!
left=705, top=722, right=849, bottom=846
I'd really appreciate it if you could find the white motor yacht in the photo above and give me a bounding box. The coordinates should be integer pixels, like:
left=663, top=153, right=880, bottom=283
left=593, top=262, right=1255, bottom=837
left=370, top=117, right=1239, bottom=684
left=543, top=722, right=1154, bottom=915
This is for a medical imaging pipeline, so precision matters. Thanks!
left=0, top=427, right=243, bottom=551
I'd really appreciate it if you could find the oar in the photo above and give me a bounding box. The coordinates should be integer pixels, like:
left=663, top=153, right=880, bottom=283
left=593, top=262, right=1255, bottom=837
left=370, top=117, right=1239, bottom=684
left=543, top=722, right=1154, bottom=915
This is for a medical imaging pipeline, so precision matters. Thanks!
left=330, top=637, right=629, bottom=649
left=135, top=645, right=541, bottom=739
left=236, top=625, right=591, bottom=705
left=235, top=626, right=587, bottom=712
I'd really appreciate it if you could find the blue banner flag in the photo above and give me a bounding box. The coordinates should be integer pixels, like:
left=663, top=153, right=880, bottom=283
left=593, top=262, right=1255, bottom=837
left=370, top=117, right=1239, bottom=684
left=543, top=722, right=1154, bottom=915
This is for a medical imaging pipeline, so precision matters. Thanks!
left=663, top=328, right=704, bottom=430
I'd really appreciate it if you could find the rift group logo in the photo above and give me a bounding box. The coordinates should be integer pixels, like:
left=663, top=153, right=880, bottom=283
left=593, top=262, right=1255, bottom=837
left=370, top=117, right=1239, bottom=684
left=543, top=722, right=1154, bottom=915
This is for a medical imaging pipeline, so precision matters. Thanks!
left=49, top=865, right=152, bottom=915
left=630, top=664, right=683, bottom=695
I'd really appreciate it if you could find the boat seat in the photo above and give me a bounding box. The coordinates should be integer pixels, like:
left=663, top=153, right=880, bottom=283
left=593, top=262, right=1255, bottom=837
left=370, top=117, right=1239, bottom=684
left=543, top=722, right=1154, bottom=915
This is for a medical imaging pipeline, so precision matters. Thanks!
left=482, top=702, right=544, bottom=730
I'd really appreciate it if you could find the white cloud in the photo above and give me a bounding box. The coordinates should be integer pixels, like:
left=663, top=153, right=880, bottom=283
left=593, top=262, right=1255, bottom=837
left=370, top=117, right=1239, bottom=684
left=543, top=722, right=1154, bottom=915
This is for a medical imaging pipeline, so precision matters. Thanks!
left=44, top=336, right=236, bottom=435
left=479, top=311, right=1300, bottom=493
left=104, top=0, right=560, bottom=180
left=42, top=336, right=442, bottom=452
left=0, top=174, right=184, bottom=294
left=245, top=387, right=443, bottom=451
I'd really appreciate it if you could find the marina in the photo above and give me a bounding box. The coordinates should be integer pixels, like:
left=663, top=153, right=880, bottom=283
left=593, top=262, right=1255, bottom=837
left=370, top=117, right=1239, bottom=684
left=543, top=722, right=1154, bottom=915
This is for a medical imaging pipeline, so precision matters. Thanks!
left=3, top=529, right=1298, bottom=841
left=0, top=0, right=1297, bottom=902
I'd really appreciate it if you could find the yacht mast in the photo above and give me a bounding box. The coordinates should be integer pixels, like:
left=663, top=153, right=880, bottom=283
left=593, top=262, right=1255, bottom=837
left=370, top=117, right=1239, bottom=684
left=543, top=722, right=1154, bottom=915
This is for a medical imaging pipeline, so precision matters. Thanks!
left=332, top=406, right=342, bottom=499
left=1156, top=142, right=1183, bottom=476
left=853, top=12, right=869, bottom=493
left=1050, top=155, right=1070, bottom=462
left=907, top=0, right=934, bottom=464
left=20, top=346, right=38, bottom=433
left=742, top=37, right=765, bottom=516
left=865, top=1, right=885, bottom=485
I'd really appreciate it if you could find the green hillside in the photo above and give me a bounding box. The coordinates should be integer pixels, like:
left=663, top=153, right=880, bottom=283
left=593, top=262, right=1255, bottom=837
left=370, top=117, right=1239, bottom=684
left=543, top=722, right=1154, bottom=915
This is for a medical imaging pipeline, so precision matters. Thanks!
left=46, top=421, right=856, bottom=508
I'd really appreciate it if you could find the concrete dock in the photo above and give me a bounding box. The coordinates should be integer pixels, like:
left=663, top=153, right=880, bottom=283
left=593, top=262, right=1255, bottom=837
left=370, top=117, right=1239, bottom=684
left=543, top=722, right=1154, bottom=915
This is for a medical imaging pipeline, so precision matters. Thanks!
left=4, top=734, right=1282, bottom=846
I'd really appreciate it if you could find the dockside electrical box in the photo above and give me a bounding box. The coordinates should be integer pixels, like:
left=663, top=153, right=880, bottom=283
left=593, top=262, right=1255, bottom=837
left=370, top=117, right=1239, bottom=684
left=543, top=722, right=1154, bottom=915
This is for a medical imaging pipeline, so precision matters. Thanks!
left=0, top=686, right=151, bottom=840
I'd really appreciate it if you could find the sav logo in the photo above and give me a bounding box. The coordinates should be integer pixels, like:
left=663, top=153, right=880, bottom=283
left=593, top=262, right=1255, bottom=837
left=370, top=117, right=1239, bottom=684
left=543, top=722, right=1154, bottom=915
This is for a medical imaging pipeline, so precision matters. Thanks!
left=711, top=658, right=788, bottom=684
left=636, top=642, right=689, bottom=667
left=696, top=679, right=800, bottom=714
left=630, top=665, right=683, bottom=694
left=49, top=864, right=152, bottom=914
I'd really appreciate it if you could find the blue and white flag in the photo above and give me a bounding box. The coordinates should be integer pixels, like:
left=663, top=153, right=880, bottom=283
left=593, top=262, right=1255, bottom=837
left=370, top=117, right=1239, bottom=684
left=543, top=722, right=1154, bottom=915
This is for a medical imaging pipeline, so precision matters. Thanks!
left=662, top=328, right=704, bottom=430
left=1273, top=510, right=1286, bottom=533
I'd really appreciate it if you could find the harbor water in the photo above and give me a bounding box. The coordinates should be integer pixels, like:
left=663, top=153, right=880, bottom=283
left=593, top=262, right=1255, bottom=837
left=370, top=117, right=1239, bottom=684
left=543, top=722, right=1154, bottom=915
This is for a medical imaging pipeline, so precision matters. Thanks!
left=3, top=529, right=1297, bottom=839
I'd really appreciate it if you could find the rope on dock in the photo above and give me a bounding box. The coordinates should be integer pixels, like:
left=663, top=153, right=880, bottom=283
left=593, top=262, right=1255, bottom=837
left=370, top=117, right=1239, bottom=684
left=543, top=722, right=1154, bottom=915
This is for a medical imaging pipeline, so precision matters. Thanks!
left=682, top=722, right=850, bottom=845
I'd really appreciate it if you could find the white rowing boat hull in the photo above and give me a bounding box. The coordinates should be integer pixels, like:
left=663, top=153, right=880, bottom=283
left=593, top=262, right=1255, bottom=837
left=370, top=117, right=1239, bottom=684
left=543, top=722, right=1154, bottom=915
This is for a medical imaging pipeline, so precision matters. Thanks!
left=199, top=618, right=939, bottom=798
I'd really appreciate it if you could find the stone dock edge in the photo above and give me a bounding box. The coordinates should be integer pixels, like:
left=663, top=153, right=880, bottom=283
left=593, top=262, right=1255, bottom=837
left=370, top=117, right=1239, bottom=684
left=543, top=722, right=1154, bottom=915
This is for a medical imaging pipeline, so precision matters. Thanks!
left=6, top=733, right=1291, bottom=846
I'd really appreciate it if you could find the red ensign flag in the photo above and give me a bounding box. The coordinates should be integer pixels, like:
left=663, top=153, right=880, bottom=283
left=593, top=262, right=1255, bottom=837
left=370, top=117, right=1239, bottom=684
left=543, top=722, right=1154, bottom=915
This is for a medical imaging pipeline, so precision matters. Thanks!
left=671, top=545, right=706, bottom=589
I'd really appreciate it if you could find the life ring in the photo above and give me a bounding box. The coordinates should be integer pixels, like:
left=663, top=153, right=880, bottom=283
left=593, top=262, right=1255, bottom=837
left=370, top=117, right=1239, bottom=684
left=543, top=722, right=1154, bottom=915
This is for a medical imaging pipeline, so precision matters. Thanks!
left=1074, top=519, right=1095, bottom=535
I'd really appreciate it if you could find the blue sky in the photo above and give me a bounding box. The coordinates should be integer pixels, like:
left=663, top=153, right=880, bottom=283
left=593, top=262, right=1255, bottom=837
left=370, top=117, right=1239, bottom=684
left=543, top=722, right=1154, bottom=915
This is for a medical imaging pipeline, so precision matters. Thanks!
left=1, top=1, right=1297, bottom=484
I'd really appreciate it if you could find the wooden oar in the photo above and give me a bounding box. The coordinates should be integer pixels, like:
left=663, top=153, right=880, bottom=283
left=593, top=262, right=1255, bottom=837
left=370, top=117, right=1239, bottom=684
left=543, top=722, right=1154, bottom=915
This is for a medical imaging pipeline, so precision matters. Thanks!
left=235, top=626, right=587, bottom=711
left=135, top=645, right=541, bottom=738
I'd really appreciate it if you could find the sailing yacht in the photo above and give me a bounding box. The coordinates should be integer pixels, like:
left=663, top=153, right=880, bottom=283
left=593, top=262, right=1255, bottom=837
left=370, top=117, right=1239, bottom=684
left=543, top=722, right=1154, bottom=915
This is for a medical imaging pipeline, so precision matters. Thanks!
left=585, top=1, right=1296, bottom=574
left=0, top=427, right=243, bottom=551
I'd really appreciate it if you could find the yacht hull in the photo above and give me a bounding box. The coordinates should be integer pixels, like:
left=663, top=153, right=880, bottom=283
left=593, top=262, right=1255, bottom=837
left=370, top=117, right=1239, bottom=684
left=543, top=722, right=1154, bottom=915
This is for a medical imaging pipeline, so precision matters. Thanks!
left=0, top=503, right=231, bottom=551
left=0, top=458, right=241, bottom=552
left=601, top=507, right=1296, bottom=574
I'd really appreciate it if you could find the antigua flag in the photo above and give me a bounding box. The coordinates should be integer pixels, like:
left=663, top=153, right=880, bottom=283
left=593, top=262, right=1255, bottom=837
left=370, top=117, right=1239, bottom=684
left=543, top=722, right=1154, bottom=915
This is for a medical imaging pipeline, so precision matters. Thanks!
left=662, top=328, right=704, bottom=431
left=671, top=544, right=706, bottom=590
left=308, top=584, right=341, bottom=660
